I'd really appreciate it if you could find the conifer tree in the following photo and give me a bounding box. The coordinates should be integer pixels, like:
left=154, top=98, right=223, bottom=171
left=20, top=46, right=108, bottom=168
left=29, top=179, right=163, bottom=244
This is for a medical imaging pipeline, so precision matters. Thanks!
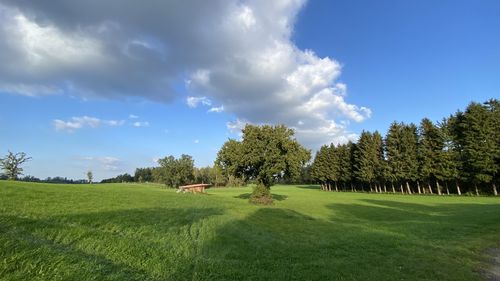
left=461, top=102, right=496, bottom=195
left=386, top=122, right=405, bottom=194
left=355, top=131, right=377, bottom=191
left=418, top=118, right=442, bottom=194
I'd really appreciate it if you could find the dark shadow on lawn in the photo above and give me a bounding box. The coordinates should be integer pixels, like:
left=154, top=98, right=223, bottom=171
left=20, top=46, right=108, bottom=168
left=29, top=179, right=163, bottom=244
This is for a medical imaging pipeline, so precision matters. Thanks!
left=295, top=184, right=321, bottom=190
left=2, top=201, right=499, bottom=281
left=195, top=202, right=500, bottom=281
left=234, top=193, right=288, bottom=201
left=0, top=207, right=224, bottom=281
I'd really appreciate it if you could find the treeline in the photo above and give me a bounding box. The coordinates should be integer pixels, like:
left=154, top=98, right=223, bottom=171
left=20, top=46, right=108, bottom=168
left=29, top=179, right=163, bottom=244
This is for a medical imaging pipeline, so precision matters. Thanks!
left=100, top=154, right=246, bottom=187
left=14, top=175, right=88, bottom=184
left=311, top=99, right=499, bottom=195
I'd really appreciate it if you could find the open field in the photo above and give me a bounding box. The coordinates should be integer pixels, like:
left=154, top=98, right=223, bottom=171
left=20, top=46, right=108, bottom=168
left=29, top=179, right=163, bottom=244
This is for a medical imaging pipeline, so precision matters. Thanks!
left=1, top=181, right=499, bottom=281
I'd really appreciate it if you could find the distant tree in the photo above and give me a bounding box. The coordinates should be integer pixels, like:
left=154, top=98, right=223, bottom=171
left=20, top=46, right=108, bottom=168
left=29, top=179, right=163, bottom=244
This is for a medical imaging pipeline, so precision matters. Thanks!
left=0, top=151, right=32, bottom=180
left=87, top=170, right=93, bottom=184
left=134, top=168, right=153, bottom=183
left=157, top=155, right=194, bottom=188
left=194, top=166, right=214, bottom=184
left=101, top=173, right=134, bottom=183
left=217, top=124, right=310, bottom=204
left=311, top=145, right=329, bottom=190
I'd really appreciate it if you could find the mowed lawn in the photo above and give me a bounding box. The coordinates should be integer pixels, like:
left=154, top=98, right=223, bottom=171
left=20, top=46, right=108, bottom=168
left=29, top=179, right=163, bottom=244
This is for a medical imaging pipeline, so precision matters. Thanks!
left=1, top=181, right=499, bottom=281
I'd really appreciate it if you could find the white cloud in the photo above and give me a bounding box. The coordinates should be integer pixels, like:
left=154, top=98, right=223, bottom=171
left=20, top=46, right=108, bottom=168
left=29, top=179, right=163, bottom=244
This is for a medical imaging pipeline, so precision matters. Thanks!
left=81, top=156, right=122, bottom=171
left=132, top=121, right=150, bottom=127
left=53, top=116, right=124, bottom=132
left=1, top=0, right=371, bottom=148
left=186, top=96, right=211, bottom=108
left=226, top=119, right=248, bottom=136
left=129, top=114, right=139, bottom=119
left=194, top=139, right=200, bottom=144
left=208, top=105, right=224, bottom=113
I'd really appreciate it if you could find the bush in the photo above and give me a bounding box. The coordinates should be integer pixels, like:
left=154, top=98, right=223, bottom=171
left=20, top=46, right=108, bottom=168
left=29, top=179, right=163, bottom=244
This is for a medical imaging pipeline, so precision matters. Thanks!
left=249, top=184, right=273, bottom=205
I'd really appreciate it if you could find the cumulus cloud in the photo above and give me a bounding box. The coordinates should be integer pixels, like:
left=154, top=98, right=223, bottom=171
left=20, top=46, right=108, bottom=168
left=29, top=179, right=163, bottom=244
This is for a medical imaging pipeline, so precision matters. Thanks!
left=53, top=116, right=124, bottom=132
left=186, top=96, right=211, bottom=108
left=81, top=156, right=122, bottom=171
left=132, top=121, right=149, bottom=127
left=208, top=105, right=224, bottom=113
left=0, top=0, right=370, bottom=148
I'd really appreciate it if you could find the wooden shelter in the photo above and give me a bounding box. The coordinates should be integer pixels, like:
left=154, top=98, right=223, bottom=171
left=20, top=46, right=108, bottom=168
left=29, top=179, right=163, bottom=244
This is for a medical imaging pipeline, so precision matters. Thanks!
left=178, top=183, right=211, bottom=194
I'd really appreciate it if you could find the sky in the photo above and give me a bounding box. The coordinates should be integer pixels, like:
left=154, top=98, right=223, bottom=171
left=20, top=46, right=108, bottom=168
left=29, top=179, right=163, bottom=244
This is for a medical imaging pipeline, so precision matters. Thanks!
left=0, top=0, right=498, bottom=181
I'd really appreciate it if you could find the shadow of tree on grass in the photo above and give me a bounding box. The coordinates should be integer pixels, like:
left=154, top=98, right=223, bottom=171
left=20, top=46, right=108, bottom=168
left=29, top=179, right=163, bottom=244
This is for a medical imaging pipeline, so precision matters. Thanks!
left=1, top=200, right=499, bottom=280
left=234, top=193, right=288, bottom=201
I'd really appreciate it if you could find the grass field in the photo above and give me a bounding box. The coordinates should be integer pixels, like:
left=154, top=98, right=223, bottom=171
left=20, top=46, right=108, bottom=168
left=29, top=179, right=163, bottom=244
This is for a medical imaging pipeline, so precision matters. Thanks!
left=1, top=181, right=499, bottom=280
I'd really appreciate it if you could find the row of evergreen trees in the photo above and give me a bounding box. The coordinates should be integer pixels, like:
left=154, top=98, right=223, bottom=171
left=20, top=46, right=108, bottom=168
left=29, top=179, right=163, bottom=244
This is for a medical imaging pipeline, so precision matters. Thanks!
left=311, top=99, right=499, bottom=195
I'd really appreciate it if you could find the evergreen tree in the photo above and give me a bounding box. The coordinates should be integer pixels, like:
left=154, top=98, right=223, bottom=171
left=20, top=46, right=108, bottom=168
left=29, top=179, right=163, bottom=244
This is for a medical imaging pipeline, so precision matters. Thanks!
left=326, top=144, right=340, bottom=191
left=311, top=145, right=329, bottom=190
left=418, top=118, right=442, bottom=194
left=386, top=122, right=405, bottom=193
left=354, top=131, right=378, bottom=191
left=461, top=102, right=497, bottom=195
left=336, top=144, right=352, bottom=191
left=437, top=118, right=462, bottom=195
left=400, top=123, right=419, bottom=194
left=372, top=131, right=386, bottom=192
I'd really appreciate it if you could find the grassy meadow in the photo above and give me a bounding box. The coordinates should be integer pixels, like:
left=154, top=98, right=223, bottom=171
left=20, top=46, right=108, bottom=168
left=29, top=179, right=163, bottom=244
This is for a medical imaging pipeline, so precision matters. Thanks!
left=0, top=181, right=499, bottom=280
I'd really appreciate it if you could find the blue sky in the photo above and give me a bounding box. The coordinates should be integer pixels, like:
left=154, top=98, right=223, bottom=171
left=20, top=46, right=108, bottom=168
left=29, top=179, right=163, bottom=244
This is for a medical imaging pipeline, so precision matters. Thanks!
left=0, top=0, right=498, bottom=180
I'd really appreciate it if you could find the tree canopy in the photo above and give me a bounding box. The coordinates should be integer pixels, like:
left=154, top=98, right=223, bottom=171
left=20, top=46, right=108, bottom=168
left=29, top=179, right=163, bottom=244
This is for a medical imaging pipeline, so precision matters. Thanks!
left=216, top=124, right=310, bottom=203
left=0, top=151, right=32, bottom=180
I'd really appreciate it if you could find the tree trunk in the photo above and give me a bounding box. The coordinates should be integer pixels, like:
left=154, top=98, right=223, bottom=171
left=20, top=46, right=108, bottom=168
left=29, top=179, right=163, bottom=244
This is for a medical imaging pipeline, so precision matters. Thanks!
left=384, top=184, right=387, bottom=193
left=475, top=185, right=479, bottom=196
left=493, top=183, right=498, bottom=196
left=391, top=182, right=396, bottom=193
left=428, top=183, right=433, bottom=194
left=406, top=181, right=412, bottom=195
left=335, top=182, right=339, bottom=192
left=456, top=181, right=461, bottom=196
left=417, top=181, right=421, bottom=194
left=400, top=184, right=404, bottom=194
left=446, top=182, right=450, bottom=195
left=436, top=180, right=442, bottom=195
left=351, top=183, right=354, bottom=192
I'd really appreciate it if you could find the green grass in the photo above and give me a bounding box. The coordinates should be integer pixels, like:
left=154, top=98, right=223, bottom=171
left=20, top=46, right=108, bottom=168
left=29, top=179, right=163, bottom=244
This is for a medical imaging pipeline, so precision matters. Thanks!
left=1, top=181, right=499, bottom=280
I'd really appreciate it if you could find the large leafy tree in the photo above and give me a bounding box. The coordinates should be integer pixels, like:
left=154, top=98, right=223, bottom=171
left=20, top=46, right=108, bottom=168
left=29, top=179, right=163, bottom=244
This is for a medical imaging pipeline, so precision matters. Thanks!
left=0, top=151, right=32, bottom=180
left=217, top=124, right=310, bottom=203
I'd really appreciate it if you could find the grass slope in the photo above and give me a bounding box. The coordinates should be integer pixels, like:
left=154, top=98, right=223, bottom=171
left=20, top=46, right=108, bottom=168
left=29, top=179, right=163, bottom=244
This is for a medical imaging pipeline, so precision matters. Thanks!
left=1, top=181, right=499, bottom=281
